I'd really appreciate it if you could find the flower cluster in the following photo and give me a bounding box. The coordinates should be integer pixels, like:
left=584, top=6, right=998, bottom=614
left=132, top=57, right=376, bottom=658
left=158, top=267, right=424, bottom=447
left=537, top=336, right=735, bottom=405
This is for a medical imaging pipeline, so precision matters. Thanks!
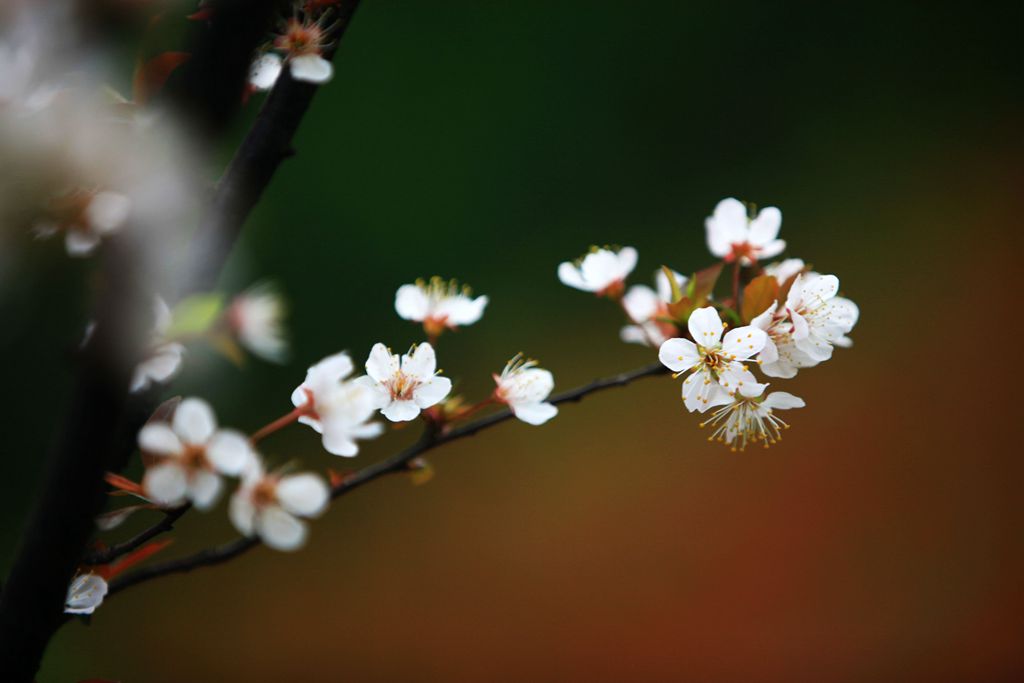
left=559, top=197, right=858, bottom=450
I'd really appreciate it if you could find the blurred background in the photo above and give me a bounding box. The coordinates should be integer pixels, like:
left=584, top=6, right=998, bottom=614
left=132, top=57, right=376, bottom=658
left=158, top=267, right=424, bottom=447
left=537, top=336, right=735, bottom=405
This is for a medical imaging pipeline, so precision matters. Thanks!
left=2, top=1, right=1023, bottom=681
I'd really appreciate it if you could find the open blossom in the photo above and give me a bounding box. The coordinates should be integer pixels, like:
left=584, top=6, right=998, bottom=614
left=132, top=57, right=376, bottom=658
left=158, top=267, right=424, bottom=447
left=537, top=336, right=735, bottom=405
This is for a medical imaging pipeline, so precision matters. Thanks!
left=291, top=351, right=384, bottom=456
left=753, top=272, right=859, bottom=378
left=705, top=198, right=784, bottom=264
left=356, top=342, right=452, bottom=422
left=250, top=13, right=334, bottom=90
left=493, top=354, right=558, bottom=425
left=248, top=53, right=283, bottom=91
left=229, top=283, right=289, bottom=363
left=658, top=307, right=767, bottom=412
left=64, top=573, right=108, bottom=615
left=229, top=459, right=329, bottom=552
left=557, top=246, right=637, bottom=297
left=138, top=398, right=254, bottom=509
left=700, top=390, right=805, bottom=451
left=620, top=268, right=687, bottom=347
left=395, top=277, right=488, bottom=339
left=33, top=188, right=130, bottom=257
left=131, top=297, right=185, bottom=393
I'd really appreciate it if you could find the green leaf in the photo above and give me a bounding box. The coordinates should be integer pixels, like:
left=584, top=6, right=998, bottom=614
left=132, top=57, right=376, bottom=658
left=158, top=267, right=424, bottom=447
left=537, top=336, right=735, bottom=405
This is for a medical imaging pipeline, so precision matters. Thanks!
left=165, top=293, right=225, bottom=339
left=741, top=274, right=780, bottom=323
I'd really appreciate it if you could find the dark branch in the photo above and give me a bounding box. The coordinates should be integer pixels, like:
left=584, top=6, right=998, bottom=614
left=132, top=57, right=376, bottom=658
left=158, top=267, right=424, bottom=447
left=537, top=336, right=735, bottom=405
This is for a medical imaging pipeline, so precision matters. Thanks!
left=107, top=362, right=668, bottom=596
left=82, top=505, right=191, bottom=567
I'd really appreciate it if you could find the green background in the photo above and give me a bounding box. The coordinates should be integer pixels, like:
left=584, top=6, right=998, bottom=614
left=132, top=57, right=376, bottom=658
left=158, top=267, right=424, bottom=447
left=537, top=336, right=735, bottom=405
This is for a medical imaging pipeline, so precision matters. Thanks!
left=2, top=1, right=1022, bottom=680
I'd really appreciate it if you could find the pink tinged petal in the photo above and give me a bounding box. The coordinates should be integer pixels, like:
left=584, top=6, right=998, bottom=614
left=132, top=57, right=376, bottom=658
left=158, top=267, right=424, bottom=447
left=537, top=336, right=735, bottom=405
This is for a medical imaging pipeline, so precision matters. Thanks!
left=402, top=342, right=437, bottom=379
left=249, top=53, right=282, bottom=90
left=257, top=506, right=308, bottom=552
left=747, top=206, right=782, bottom=246
left=413, top=375, right=452, bottom=409
left=382, top=399, right=421, bottom=422
left=64, top=574, right=108, bottom=615
left=206, top=430, right=253, bottom=475
left=365, top=343, right=398, bottom=382
left=687, top=306, right=724, bottom=347
left=513, top=401, right=558, bottom=425
left=622, top=285, right=660, bottom=322
left=85, top=191, right=130, bottom=233
left=138, top=423, right=182, bottom=456
left=172, top=397, right=217, bottom=445
left=65, top=230, right=100, bottom=256
left=188, top=470, right=222, bottom=511
left=277, top=474, right=329, bottom=518
left=289, top=54, right=333, bottom=83
left=720, top=325, right=767, bottom=359
left=659, top=338, right=699, bottom=372
left=762, top=392, right=805, bottom=410
left=557, top=261, right=589, bottom=290
left=394, top=284, right=430, bottom=321
left=143, top=463, right=188, bottom=506
left=229, top=492, right=256, bottom=536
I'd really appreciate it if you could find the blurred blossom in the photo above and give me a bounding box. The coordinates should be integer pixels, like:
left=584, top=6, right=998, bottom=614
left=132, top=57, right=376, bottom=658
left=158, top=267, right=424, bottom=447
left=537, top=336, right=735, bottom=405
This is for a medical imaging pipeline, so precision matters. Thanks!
left=705, top=197, right=785, bottom=264
left=699, top=390, right=805, bottom=451
left=130, top=297, right=185, bottom=392
left=229, top=458, right=330, bottom=552
left=557, top=246, right=637, bottom=297
left=395, top=276, right=488, bottom=340
left=64, top=573, right=108, bottom=616
left=291, top=351, right=383, bottom=456
left=763, top=258, right=806, bottom=285
left=620, top=268, right=687, bottom=347
left=493, top=354, right=558, bottom=425
left=229, top=282, right=290, bottom=363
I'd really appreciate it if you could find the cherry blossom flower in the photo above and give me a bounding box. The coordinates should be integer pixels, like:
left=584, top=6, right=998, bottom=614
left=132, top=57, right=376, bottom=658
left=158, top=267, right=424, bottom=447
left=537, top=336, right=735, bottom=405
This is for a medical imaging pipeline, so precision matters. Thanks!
left=291, top=351, right=384, bottom=456
left=395, top=277, right=488, bottom=340
left=138, top=398, right=254, bottom=509
left=557, top=246, right=637, bottom=298
left=229, top=459, right=329, bottom=552
left=700, top=390, right=805, bottom=451
left=228, top=282, right=289, bottom=363
left=355, top=342, right=452, bottom=422
left=130, top=297, right=185, bottom=393
left=64, top=573, right=108, bottom=615
left=705, top=198, right=785, bottom=265
left=493, top=354, right=558, bottom=425
left=620, top=268, right=687, bottom=346
left=269, top=13, right=335, bottom=85
left=33, top=188, right=131, bottom=257
left=248, top=53, right=283, bottom=91
left=658, top=306, right=767, bottom=412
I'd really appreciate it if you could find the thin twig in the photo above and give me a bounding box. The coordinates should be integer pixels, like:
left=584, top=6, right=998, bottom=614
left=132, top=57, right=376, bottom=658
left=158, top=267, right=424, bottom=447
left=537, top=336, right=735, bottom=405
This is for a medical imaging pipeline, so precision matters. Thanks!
left=107, top=362, right=668, bottom=596
left=82, top=505, right=191, bottom=567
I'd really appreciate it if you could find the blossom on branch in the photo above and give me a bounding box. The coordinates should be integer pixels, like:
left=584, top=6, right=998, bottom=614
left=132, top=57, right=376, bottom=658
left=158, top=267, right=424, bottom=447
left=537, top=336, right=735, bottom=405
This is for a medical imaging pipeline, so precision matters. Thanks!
left=356, top=342, right=452, bottom=422
left=493, top=354, right=558, bottom=425
left=130, top=297, right=185, bottom=393
left=138, top=398, right=254, bottom=509
left=620, top=268, right=687, bottom=347
left=33, top=188, right=130, bottom=257
left=395, top=277, right=488, bottom=340
left=229, top=459, right=329, bottom=552
left=250, top=10, right=336, bottom=90
left=558, top=246, right=637, bottom=298
left=64, top=573, right=107, bottom=615
left=228, top=282, right=289, bottom=363
left=705, top=197, right=785, bottom=265
left=291, top=352, right=384, bottom=456
left=700, top=390, right=805, bottom=451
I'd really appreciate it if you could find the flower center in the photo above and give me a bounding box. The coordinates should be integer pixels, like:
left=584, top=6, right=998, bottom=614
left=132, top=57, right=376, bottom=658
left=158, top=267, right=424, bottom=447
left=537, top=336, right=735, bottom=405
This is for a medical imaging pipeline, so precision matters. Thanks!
left=181, top=444, right=209, bottom=471
left=388, top=371, right=420, bottom=400
left=700, top=347, right=724, bottom=371
left=276, top=19, right=325, bottom=56
left=252, top=478, right=278, bottom=508
left=727, top=242, right=757, bottom=263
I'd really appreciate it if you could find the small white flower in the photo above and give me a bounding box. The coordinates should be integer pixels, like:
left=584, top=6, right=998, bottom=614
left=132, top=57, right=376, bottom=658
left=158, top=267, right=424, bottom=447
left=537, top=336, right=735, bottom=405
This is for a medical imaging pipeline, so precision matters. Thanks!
left=248, top=53, right=283, bottom=91
left=557, top=246, right=637, bottom=296
left=355, top=342, right=452, bottom=422
left=272, top=16, right=334, bottom=84
left=705, top=198, right=784, bottom=265
left=229, top=282, right=289, bottom=363
left=658, top=306, right=768, bottom=413
left=34, top=188, right=131, bottom=257
left=493, top=354, right=558, bottom=425
left=395, top=277, right=488, bottom=339
left=138, top=398, right=254, bottom=509
left=130, top=296, right=185, bottom=393
left=700, top=390, right=805, bottom=451
left=763, top=258, right=805, bottom=285
left=620, top=268, right=687, bottom=347
left=291, top=351, right=384, bottom=456
left=229, top=459, right=329, bottom=552
left=64, top=573, right=108, bottom=615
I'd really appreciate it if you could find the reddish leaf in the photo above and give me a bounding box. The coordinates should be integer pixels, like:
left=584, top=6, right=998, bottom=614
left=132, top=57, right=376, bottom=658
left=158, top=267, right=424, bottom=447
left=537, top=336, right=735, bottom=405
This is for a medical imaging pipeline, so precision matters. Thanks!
left=741, top=274, right=780, bottom=323
left=98, top=539, right=173, bottom=580
left=688, top=262, right=724, bottom=307
left=132, top=51, right=190, bottom=105
left=104, top=473, right=145, bottom=497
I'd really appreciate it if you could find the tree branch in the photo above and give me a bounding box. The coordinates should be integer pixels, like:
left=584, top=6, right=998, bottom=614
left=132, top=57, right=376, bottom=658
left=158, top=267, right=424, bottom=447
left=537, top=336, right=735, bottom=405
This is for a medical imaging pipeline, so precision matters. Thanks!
left=106, top=362, right=668, bottom=597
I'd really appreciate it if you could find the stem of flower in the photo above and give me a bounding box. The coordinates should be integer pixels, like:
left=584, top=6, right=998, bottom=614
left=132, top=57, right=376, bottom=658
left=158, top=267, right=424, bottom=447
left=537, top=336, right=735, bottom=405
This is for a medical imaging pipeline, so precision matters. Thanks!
left=250, top=409, right=304, bottom=443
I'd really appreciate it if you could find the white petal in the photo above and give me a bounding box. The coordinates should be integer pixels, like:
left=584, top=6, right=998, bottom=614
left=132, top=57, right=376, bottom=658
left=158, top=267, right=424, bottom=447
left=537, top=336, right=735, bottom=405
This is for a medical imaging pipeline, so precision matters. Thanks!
left=615, top=246, right=638, bottom=279
left=413, top=375, right=452, bottom=408
left=394, top=284, right=430, bottom=321
left=206, top=430, right=253, bottom=475
left=65, top=574, right=108, bottom=615
left=747, top=206, right=781, bottom=246
left=658, top=338, right=699, bottom=372
left=138, top=423, right=182, bottom=457
left=289, top=54, right=333, bottom=83
left=790, top=309, right=810, bottom=340
left=365, top=343, right=398, bottom=383
left=352, top=375, right=391, bottom=408
left=85, top=191, right=130, bottom=233
left=188, top=470, right=222, bottom=511
left=249, top=53, right=282, bottom=90
left=687, top=307, right=724, bottom=348
left=439, top=294, right=488, bottom=326
left=756, top=239, right=786, bottom=260
left=277, top=474, right=330, bottom=518
left=143, top=463, right=188, bottom=506
left=705, top=198, right=747, bottom=257
left=622, top=285, right=660, bottom=322
left=257, top=505, right=308, bottom=552
left=311, top=351, right=354, bottom=384
left=750, top=301, right=778, bottom=330
left=506, top=368, right=554, bottom=404
left=580, top=249, right=622, bottom=289
left=557, top=261, right=589, bottom=290
left=757, top=336, right=779, bottom=365
left=172, top=397, right=217, bottom=445
left=764, top=258, right=805, bottom=285
left=382, top=399, right=421, bottom=422
left=655, top=269, right=687, bottom=303
left=229, top=492, right=256, bottom=536
left=717, top=363, right=766, bottom=398
left=513, top=401, right=558, bottom=425
left=402, top=342, right=437, bottom=379
left=620, top=325, right=651, bottom=345
left=720, top=325, right=767, bottom=360
left=762, top=392, right=805, bottom=410
left=65, top=230, right=100, bottom=256
left=682, top=371, right=730, bottom=413
left=321, top=427, right=358, bottom=457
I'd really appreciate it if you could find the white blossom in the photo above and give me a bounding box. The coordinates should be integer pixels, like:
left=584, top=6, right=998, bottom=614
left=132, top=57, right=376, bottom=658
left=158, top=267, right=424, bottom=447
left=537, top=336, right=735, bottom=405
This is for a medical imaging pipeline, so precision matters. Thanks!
left=705, top=198, right=785, bottom=264
left=130, top=296, right=184, bottom=393
left=658, top=306, right=767, bottom=412
left=248, top=53, right=283, bottom=91
left=355, top=342, right=452, bottom=422
left=272, top=16, right=334, bottom=85
left=493, top=354, right=558, bottom=425
left=700, top=390, right=805, bottom=451
left=557, top=246, right=637, bottom=296
left=33, top=188, right=131, bottom=257
left=229, top=459, right=329, bottom=552
left=229, top=282, right=289, bottom=363
left=763, top=258, right=805, bottom=285
left=620, top=268, right=687, bottom=347
left=64, top=573, right=108, bottom=615
left=395, top=277, right=488, bottom=338
left=291, top=351, right=384, bottom=456
left=138, top=398, right=254, bottom=509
